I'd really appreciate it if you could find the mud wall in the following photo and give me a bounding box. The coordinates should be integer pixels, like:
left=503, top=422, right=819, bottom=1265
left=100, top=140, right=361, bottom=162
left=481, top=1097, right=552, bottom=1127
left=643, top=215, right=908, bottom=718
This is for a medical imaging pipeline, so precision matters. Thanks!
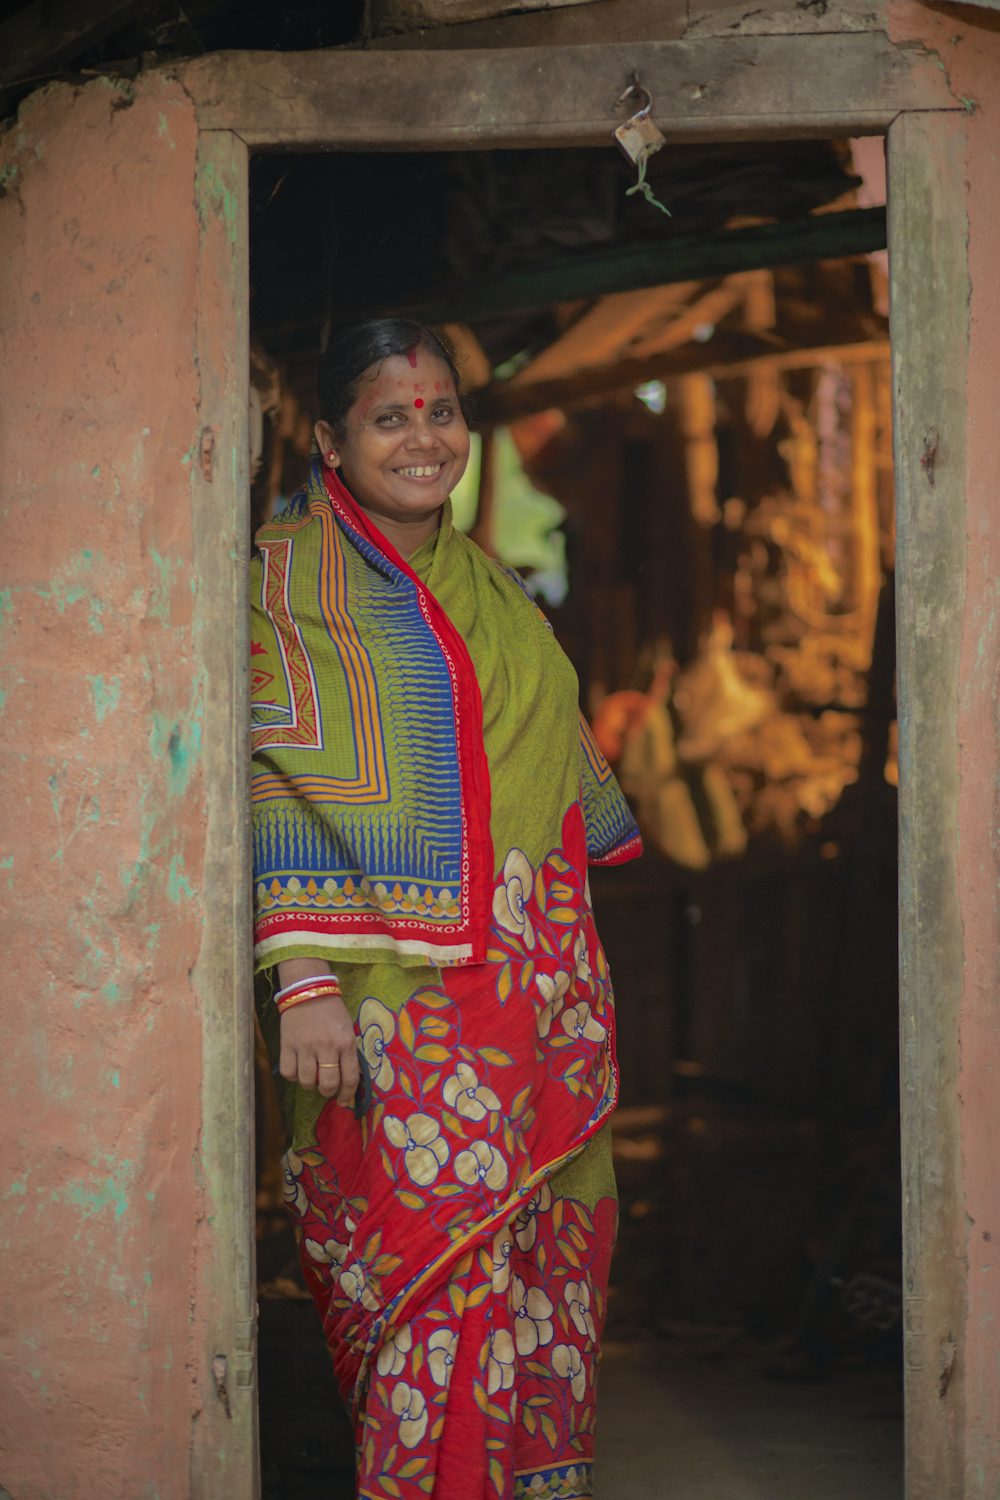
left=945, top=19, right=1000, bottom=1496
left=0, top=76, right=210, bottom=1500
left=0, top=7, right=998, bottom=1496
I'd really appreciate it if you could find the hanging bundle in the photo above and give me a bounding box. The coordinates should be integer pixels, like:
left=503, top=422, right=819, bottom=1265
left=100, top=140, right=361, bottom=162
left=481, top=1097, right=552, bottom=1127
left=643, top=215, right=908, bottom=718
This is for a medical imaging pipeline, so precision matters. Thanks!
left=614, top=76, right=671, bottom=218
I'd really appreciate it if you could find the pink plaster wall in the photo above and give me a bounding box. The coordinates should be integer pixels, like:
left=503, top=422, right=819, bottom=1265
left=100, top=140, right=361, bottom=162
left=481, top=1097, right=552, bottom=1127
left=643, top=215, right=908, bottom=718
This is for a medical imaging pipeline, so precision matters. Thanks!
left=0, top=77, right=210, bottom=1499
left=1, top=13, right=999, bottom=1499
left=951, top=23, right=1000, bottom=1495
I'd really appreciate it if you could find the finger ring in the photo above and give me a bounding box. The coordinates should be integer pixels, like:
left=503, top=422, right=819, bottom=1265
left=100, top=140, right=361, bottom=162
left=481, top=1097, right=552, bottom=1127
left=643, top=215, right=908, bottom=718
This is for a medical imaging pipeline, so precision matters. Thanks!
left=318, top=1063, right=340, bottom=1070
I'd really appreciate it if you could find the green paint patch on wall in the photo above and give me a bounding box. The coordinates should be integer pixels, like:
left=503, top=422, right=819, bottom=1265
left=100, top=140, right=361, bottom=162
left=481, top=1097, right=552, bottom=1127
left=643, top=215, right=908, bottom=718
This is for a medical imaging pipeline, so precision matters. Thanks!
left=148, top=548, right=182, bottom=621
left=197, top=158, right=239, bottom=245
left=150, top=709, right=203, bottom=795
left=118, top=788, right=159, bottom=896
left=88, top=674, right=122, bottom=721
left=61, top=1158, right=133, bottom=1222
left=33, top=554, right=106, bottom=632
left=0, top=588, right=12, bottom=651
left=167, top=853, right=195, bottom=903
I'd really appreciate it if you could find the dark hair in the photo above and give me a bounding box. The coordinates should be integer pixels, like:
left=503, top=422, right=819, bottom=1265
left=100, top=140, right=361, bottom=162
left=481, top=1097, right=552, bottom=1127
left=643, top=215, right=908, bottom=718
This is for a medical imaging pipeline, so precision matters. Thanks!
left=317, top=318, right=469, bottom=437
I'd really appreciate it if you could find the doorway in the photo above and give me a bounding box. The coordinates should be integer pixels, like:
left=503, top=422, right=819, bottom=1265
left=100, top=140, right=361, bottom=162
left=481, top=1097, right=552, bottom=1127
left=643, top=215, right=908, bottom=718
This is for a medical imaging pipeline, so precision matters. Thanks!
left=247, top=133, right=902, bottom=1499
left=185, top=37, right=970, bottom=1500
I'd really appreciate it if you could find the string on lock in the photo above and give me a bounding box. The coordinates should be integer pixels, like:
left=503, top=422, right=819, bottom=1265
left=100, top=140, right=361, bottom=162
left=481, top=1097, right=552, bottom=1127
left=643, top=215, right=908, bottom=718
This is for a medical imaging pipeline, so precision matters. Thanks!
left=613, top=76, right=671, bottom=218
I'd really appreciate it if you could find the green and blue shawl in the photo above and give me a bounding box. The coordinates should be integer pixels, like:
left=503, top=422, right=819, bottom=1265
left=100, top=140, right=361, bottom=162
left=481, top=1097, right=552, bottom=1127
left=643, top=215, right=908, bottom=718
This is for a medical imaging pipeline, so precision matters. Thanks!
left=250, top=461, right=640, bottom=970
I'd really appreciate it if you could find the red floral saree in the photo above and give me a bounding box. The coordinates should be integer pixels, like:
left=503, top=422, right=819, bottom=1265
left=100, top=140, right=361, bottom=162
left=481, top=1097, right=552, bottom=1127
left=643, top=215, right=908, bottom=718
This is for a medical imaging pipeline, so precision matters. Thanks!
left=252, top=468, right=641, bottom=1499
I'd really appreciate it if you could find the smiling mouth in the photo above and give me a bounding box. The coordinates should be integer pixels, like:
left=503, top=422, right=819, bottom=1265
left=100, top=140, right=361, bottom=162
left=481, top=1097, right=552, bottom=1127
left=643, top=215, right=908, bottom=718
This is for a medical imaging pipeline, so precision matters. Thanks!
left=395, top=463, right=445, bottom=479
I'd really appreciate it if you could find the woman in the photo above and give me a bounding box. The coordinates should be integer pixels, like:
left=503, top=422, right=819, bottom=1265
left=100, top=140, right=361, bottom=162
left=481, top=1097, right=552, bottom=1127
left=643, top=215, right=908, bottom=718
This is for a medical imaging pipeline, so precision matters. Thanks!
left=251, top=320, right=641, bottom=1500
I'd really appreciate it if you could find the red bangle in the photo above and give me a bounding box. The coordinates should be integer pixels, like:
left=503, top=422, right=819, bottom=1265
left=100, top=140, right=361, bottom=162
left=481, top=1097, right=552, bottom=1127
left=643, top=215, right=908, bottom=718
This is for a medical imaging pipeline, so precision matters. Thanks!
left=276, top=980, right=342, bottom=1014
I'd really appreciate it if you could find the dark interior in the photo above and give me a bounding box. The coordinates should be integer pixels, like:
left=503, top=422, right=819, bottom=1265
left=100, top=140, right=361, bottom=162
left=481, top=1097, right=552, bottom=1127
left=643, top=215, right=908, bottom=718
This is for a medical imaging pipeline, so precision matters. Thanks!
left=249, top=134, right=902, bottom=1499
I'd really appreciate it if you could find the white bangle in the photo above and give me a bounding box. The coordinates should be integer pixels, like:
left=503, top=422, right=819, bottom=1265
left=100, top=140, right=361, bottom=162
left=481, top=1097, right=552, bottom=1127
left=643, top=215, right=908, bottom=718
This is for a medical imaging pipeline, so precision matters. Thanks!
left=274, top=973, right=338, bottom=1003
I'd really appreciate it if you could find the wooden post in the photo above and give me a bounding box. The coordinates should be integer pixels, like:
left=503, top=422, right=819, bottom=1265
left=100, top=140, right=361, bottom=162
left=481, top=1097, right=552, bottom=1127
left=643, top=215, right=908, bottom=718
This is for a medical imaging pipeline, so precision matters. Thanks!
left=190, top=127, right=259, bottom=1500
left=888, top=108, right=968, bottom=1500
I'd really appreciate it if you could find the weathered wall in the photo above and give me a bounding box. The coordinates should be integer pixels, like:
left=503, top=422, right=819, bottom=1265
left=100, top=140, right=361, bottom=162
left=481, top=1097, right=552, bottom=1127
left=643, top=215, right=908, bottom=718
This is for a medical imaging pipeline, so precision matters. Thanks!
left=934, top=12, right=1000, bottom=1494
left=0, top=76, right=210, bottom=1499
left=0, top=7, right=998, bottom=1498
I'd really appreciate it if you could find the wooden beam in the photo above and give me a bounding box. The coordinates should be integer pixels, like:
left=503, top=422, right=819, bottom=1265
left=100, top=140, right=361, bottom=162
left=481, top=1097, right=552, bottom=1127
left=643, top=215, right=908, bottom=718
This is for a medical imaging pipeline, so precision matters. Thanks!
left=510, top=282, right=701, bottom=385
left=0, top=0, right=148, bottom=87
left=887, top=107, right=969, bottom=1500
left=511, top=281, right=746, bottom=390
left=686, top=0, right=882, bottom=37
left=612, top=281, right=746, bottom=361
left=380, top=209, right=888, bottom=327
left=475, top=329, right=888, bottom=422
left=180, top=33, right=956, bottom=147
left=372, top=0, right=601, bottom=27
left=369, top=0, right=687, bottom=50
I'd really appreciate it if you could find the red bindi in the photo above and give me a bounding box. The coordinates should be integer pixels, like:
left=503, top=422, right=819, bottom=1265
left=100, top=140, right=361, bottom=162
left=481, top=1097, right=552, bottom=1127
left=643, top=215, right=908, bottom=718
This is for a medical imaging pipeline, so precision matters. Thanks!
left=413, top=398, right=425, bottom=409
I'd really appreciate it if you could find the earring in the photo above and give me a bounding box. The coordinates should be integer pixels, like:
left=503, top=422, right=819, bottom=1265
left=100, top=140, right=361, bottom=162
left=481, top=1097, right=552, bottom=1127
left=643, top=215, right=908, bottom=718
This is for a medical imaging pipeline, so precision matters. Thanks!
left=327, top=451, right=337, bottom=463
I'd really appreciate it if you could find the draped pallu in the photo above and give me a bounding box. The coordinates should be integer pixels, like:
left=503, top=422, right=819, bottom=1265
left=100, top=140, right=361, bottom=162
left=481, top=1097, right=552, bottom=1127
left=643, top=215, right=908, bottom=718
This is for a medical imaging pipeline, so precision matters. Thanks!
left=251, top=463, right=641, bottom=1500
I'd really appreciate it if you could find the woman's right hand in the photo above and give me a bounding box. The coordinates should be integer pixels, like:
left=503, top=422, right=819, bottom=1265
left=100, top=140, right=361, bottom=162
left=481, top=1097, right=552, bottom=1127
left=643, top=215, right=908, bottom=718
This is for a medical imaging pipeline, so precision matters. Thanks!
left=279, top=994, right=360, bottom=1107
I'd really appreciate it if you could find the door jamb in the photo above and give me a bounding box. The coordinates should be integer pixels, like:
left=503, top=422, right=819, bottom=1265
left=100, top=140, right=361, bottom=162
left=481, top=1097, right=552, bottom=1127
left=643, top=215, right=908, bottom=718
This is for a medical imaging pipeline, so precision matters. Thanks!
left=184, top=38, right=970, bottom=1500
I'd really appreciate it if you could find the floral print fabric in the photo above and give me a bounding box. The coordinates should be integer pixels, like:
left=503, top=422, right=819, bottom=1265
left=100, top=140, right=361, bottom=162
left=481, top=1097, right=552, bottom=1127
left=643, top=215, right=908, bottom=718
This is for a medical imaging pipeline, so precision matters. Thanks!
left=279, top=805, right=620, bottom=1497
left=354, top=1187, right=617, bottom=1499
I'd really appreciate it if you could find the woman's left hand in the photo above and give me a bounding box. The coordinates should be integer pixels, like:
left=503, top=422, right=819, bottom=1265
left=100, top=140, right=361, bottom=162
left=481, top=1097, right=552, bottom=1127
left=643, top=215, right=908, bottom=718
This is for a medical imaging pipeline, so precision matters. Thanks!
left=279, top=994, right=360, bottom=1107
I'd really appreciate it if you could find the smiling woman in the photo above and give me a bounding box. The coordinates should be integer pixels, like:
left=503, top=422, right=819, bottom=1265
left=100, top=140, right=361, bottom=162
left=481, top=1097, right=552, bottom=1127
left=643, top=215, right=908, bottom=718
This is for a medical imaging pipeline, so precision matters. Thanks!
left=250, top=317, right=641, bottom=1500
left=314, top=322, right=472, bottom=557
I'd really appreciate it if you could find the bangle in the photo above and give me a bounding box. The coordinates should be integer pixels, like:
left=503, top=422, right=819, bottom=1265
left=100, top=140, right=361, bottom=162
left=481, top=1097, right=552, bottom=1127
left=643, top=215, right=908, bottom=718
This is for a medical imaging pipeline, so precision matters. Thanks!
left=275, top=976, right=342, bottom=1014
left=274, top=973, right=340, bottom=1004
left=277, top=985, right=341, bottom=1013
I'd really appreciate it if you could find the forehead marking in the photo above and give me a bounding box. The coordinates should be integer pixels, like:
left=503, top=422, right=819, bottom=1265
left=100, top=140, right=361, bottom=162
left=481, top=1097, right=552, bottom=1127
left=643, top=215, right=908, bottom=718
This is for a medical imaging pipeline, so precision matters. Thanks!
left=414, top=398, right=425, bottom=409
left=406, top=347, right=418, bottom=368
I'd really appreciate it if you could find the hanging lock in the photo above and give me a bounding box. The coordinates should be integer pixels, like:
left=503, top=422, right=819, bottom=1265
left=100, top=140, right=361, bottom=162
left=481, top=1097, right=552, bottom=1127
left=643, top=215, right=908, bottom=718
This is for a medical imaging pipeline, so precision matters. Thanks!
left=614, top=81, right=666, bottom=169
left=613, top=78, right=671, bottom=217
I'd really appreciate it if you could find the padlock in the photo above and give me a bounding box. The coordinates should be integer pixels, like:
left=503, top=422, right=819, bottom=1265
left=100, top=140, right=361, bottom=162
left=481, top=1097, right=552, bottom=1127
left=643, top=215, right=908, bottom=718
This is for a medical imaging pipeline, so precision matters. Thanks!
left=614, top=110, right=666, bottom=169
left=614, top=78, right=671, bottom=217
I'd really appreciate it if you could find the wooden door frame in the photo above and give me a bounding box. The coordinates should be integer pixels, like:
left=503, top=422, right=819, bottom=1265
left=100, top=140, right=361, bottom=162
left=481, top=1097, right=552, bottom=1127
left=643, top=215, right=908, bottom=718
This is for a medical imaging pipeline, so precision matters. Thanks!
left=183, top=35, right=969, bottom=1499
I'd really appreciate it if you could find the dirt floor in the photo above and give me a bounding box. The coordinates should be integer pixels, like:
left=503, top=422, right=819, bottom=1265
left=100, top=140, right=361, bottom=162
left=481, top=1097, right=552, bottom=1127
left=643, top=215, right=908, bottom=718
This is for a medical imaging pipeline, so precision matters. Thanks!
left=596, top=1338, right=903, bottom=1500
left=259, top=1297, right=902, bottom=1499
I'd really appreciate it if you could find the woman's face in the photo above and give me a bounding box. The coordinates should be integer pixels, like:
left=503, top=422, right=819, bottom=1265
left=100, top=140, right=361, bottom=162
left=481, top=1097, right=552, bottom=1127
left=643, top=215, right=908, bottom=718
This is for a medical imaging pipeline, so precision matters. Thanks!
left=316, top=348, right=470, bottom=538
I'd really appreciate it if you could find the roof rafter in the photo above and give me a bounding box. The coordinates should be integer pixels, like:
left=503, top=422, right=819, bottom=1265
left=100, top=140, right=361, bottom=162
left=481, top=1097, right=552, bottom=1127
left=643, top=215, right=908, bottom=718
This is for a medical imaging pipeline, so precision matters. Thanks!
left=386, top=208, right=887, bottom=326
left=0, top=0, right=150, bottom=88
left=477, top=326, right=889, bottom=422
